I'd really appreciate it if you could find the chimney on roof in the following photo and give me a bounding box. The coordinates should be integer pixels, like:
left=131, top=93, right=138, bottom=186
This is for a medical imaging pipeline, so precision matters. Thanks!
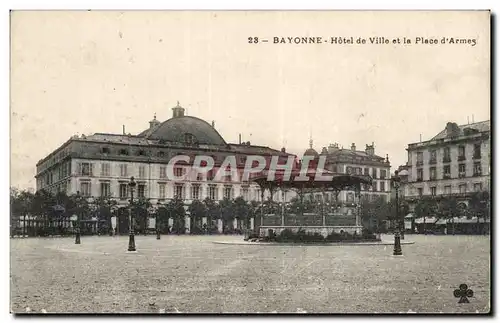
left=239, top=134, right=242, bottom=144
left=321, top=147, right=328, bottom=155
left=365, top=143, right=375, bottom=156
left=328, top=143, right=339, bottom=154
left=123, top=125, right=125, bottom=135
left=351, top=143, right=356, bottom=151
left=212, top=120, right=215, bottom=128
left=446, top=122, right=460, bottom=137
left=281, top=147, right=286, bottom=153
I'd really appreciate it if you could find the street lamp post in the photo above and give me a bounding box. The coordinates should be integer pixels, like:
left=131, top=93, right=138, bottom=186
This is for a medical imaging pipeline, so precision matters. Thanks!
left=128, top=177, right=137, bottom=252
left=156, top=201, right=161, bottom=240
left=392, top=171, right=402, bottom=256
left=75, top=191, right=81, bottom=245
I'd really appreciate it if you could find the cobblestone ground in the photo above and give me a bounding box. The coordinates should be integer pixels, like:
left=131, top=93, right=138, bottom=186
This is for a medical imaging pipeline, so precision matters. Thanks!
left=10, top=234, right=490, bottom=314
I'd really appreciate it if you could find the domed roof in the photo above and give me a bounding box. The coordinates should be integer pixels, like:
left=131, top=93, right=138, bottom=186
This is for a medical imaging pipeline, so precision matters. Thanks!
left=303, top=148, right=319, bottom=158
left=145, top=116, right=227, bottom=146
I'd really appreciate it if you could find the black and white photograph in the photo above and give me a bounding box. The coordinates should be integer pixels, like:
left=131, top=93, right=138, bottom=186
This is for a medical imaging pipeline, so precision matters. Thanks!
left=9, top=9, right=491, bottom=314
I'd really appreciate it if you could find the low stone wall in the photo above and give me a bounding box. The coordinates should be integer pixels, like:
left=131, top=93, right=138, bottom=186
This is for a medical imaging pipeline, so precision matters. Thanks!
left=259, top=225, right=362, bottom=237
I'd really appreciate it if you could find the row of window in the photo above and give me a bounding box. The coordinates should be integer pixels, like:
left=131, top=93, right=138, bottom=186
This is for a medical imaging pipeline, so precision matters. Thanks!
left=416, top=162, right=483, bottom=181
left=307, top=192, right=387, bottom=203
left=415, top=143, right=482, bottom=165
left=79, top=162, right=239, bottom=182
left=79, top=181, right=261, bottom=201
left=415, top=182, right=483, bottom=197
left=345, top=166, right=387, bottom=179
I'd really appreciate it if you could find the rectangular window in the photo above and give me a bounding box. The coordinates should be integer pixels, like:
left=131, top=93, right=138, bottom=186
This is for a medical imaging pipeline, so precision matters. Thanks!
left=174, top=184, right=184, bottom=199
left=473, top=143, right=481, bottom=159
left=174, top=167, right=184, bottom=177
left=373, top=182, right=378, bottom=192
left=208, top=185, right=217, bottom=200
left=139, top=165, right=146, bottom=178
left=119, top=184, right=128, bottom=199
left=429, top=150, right=437, bottom=164
left=80, top=182, right=91, bottom=197
left=158, top=184, right=166, bottom=199
left=100, top=182, right=110, bottom=197
left=138, top=184, right=146, bottom=198
left=430, top=187, right=436, bottom=196
left=159, top=166, right=166, bottom=179
left=429, top=167, right=437, bottom=181
left=101, top=163, right=110, bottom=176
left=443, top=165, right=451, bottom=179
left=81, top=162, right=92, bottom=176
left=473, top=162, right=482, bottom=176
left=417, top=168, right=423, bottom=181
left=255, top=189, right=261, bottom=201
left=459, top=184, right=467, bottom=194
left=474, top=183, right=482, bottom=192
left=120, top=164, right=128, bottom=177
left=241, top=187, right=249, bottom=201
left=372, top=168, right=377, bottom=179
left=416, top=152, right=423, bottom=165
left=223, top=186, right=233, bottom=200
left=364, top=168, right=369, bottom=175
left=346, top=166, right=352, bottom=175
left=207, top=169, right=215, bottom=181
left=191, top=184, right=200, bottom=200
left=443, top=147, right=451, bottom=162
left=444, top=185, right=451, bottom=195
left=459, top=164, right=466, bottom=178
left=458, top=145, right=466, bottom=161
left=417, top=188, right=423, bottom=196
left=380, top=170, right=387, bottom=179
left=380, top=181, right=386, bottom=192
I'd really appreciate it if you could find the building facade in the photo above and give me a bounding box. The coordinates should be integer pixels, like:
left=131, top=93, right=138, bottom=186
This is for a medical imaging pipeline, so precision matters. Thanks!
left=35, top=102, right=294, bottom=232
left=303, top=140, right=392, bottom=204
left=403, top=120, right=490, bottom=205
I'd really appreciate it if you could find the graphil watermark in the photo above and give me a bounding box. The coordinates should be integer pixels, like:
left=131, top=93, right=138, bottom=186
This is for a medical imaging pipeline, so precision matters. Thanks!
left=162, top=155, right=339, bottom=182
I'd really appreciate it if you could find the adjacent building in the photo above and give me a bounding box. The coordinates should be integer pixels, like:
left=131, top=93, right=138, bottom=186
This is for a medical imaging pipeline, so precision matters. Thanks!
left=403, top=120, right=491, bottom=205
left=302, top=140, right=392, bottom=204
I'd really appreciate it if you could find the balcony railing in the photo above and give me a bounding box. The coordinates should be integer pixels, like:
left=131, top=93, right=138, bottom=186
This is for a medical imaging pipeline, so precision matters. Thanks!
left=416, top=160, right=424, bottom=166
left=443, top=174, right=451, bottom=180
left=442, top=156, right=451, bottom=163
left=473, top=154, right=482, bottom=160
left=458, top=155, right=466, bottom=161
left=473, top=172, right=482, bottom=177
left=429, top=158, right=437, bottom=165
left=459, top=172, right=466, bottom=178
left=416, top=178, right=423, bottom=182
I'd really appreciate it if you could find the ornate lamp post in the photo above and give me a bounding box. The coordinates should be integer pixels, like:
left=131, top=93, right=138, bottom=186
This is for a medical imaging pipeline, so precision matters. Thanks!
left=392, top=170, right=402, bottom=256
left=75, top=191, right=81, bottom=245
left=156, top=201, right=162, bottom=240
left=128, top=176, right=137, bottom=252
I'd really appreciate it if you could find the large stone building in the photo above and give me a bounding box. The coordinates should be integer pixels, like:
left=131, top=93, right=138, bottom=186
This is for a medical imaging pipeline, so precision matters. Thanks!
left=403, top=120, right=491, bottom=205
left=35, top=102, right=293, bottom=232
left=303, top=140, right=392, bottom=204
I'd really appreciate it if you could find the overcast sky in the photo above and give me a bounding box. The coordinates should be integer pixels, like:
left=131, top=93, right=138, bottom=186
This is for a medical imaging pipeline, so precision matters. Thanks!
left=10, top=11, right=490, bottom=190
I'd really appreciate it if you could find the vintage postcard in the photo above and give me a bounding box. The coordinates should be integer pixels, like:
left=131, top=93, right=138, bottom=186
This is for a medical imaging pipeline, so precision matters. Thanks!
left=10, top=10, right=490, bottom=314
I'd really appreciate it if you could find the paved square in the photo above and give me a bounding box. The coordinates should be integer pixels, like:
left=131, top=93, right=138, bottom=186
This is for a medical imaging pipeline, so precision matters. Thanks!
left=10, top=234, right=490, bottom=313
